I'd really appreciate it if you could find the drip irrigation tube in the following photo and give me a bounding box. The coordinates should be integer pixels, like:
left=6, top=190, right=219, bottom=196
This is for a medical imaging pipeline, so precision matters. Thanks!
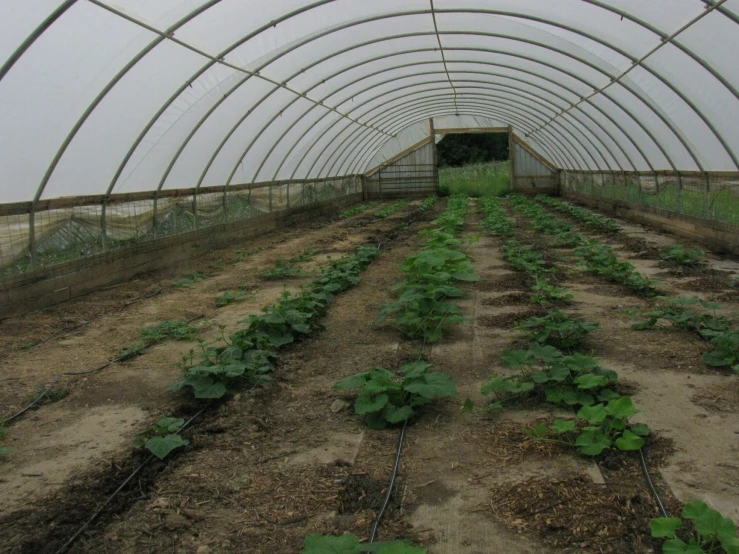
left=638, top=447, right=670, bottom=518
left=4, top=313, right=204, bottom=424
left=54, top=403, right=211, bottom=554
left=369, top=418, right=409, bottom=544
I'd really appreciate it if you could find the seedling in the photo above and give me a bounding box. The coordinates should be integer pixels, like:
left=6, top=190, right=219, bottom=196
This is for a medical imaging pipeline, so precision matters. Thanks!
left=575, top=240, right=658, bottom=296
left=262, top=258, right=306, bottom=280
left=172, top=272, right=205, bottom=288
left=340, top=201, right=380, bottom=218
left=216, top=289, right=254, bottom=308
left=302, top=534, right=425, bottom=553
left=133, top=417, right=189, bottom=460
left=141, top=320, right=196, bottom=343
left=650, top=500, right=739, bottom=553
left=419, top=196, right=439, bottom=212
left=632, top=296, right=731, bottom=333
left=289, top=247, right=319, bottom=264
left=530, top=279, right=573, bottom=306
left=25, top=386, right=69, bottom=407
left=335, top=361, right=457, bottom=429
left=374, top=199, right=409, bottom=218
left=660, top=245, right=704, bottom=267
left=516, top=309, right=599, bottom=349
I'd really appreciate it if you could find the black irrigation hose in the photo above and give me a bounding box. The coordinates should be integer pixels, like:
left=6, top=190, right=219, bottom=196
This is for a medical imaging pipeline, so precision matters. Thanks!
left=638, top=447, right=670, bottom=518
left=54, top=403, right=211, bottom=554
left=369, top=418, right=409, bottom=544
left=4, top=313, right=204, bottom=424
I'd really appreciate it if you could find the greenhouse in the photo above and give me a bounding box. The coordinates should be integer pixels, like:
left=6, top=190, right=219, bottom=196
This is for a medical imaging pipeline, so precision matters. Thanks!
left=0, top=2, right=738, bottom=553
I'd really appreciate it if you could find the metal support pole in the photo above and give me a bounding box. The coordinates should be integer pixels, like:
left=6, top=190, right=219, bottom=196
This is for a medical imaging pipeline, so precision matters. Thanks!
left=101, top=200, right=108, bottom=251
left=508, top=126, right=516, bottom=191
left=704, top=172, right=712, bottom=219
left=28, top=209, right=37, bottom=269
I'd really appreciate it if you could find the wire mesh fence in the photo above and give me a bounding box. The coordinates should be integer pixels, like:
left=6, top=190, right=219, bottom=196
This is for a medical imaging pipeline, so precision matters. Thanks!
left=561, top=171, right=739, bottom=228
left=0, top=176, right=362, bottom=281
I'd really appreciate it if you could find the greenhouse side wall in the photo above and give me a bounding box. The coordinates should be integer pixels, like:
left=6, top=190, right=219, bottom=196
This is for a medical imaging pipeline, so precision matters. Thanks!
left=510, top=134, right=558, bottom=195
left=560, top=171, right=739, bottom=254
left=0, top=177, right=363, bottom=318
left=365, top=140, right=438, bottom=199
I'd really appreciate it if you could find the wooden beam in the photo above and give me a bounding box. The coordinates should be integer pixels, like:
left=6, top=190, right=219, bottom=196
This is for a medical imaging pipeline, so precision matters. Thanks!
left=433, top=126, right=509, bottom=135
left=511, top=133, right=558, bottom=171
left=364, top=136, right=435, bottom=177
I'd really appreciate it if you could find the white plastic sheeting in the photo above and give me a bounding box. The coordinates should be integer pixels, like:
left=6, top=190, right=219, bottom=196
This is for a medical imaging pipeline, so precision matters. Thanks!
left=1, top=0, right=738, bottom=203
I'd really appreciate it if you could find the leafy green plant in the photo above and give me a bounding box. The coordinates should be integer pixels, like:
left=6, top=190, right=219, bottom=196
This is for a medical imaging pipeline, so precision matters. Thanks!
left=651, top=499, right=739, bottom=553
left=216, top=288, right=257, bottom=308
left=575, top=240, right=659, bottom=296
left=660, top=245, right=704, bottom=267
left=25, top=386, right=69, bottom=407
left=0, top=419, right=13, bottom=458
left=172, top=272, right=205, bottom=288
left=302, top=534, right=425, bottom=554
left=373, top=199, right=409, bottom=218
left=530, top=278, right=573, bottom=306
left=700, top=328, right=739, bottom=372
left=479, top=197, right=515, bottom=237
left=516, top=309, right=599, bottom=349
left=170, top=245, right=380, bottom=400
left=419, top=196, right=439, bottom=212
left=262, top=257, right=306, bottom=280
left=481, top=344, right=620, bottom=411
left=289, top=247, right=320, bottom=264
left=340, top=201, right=380, bottom=219
left=632, top=296, right=731, bottom=333
left=335, top=361, right=457, bottom=429
left=133, top=417, right=189, bottom=460
left=141, top=320, right=196, bottom=343
left=537, top=196, right=621, bottom=234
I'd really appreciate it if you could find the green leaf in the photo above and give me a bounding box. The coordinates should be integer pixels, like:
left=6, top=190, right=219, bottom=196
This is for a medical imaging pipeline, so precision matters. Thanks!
left=661, top=538, right=693, bottom=554
left=158, top=417, right=185, bottom=433
left=575, top=428, right=611, bottom=456
left=650, top=517, right=683, bottom=538
left=383, top=404, right=414, bottom=424
left=404, top=372, right=457, bottom=399
left=501, top=349, right=534, bottom=370
left=145, top=434, right=189, bottom=460
left=355, top=392, right=389, bottom=414
left=703, top=351, right=730, bottom=367
left=193, top=380, right=228, bottom=399
left=528, top=343, right=562, bottom=363
left=681, top=499, right=710, bottom=520
left=552, top=419, right=576, bottom=434
left=575, top=373, right=609, bottom=390
left=400, top=361, right=432, bottom=378
left=632, top=318, right=658, bottom=331
left=461, top=398, right=474, bottom=413
left=301, top=534, right=361, bottom=554
left=378, top=543, right=427, bottom=554
left=614, top=430, right=645, bottom=451
left=606, top=396, right=640, bottom=419
left=577, top=404, right=608, bottom=424
left=335, top=372, right=370, bottom=391
left=630, top=423, right=651, bottom=437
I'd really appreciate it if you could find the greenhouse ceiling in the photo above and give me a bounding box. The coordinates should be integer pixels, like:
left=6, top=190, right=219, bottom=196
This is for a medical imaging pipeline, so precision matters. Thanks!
left=1, top=0, right=738, bottom=204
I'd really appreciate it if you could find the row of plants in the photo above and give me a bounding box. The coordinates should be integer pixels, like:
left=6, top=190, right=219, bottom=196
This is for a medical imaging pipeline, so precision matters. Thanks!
left=537, top=195, right=621, bottom=233
left=373, top=199, right=409, bottom=218
left=488, top=196, right=738, bottom=553
left=509, top=194, right=659, bottom=296
left=418, top=196, right=439, bottom=212
left=632, top=296, right=739, bottom=373
left=340, top=201, right=380, bottom=219
left=307, top=198, right=476, bottom=550
left=479, top=196, right=515, bottom=237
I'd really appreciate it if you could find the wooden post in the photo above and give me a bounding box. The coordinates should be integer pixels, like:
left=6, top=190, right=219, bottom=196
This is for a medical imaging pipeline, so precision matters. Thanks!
left=508, top=125, right=516, bottom=191
left=429, top=118, right=439, bottom=193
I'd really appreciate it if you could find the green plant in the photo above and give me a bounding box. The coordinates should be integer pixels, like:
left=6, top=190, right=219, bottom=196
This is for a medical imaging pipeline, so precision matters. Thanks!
left=301, top=534, right=426, bottom=554
left=172, top=272, right=205, bottom=288
left=659, top=245, right=704, bottom=267
left=632, top=297, right=731, bottom=333
left=0, top=419, right=13, bottom=458
left=530, top=278, right=573, bottom=306
left=537, top=196, right=621, bottom=234
left=170, top=245, right=380, bottom=401
left=700, top=328, right=739, bottom=372
left=438, top=161, right=510, bottom=197
left=651, top=500, right=739, bottom=553
left=262, top=258, right=306, bottom=280
left=133, top=417, right=189, bottom=460
left=479, top=197, right=515, bottom=237
left=481, top=344, right=620, bottom=411
left=730, top=277, right=739, bottom=289
left=289, top=247, right=320, bottom=264
left=340, top=201, right=380, bottom=218
left=140, top=320, right=196, bottom=343
left=419, top=196, right=439, bottom=211
left=216, top=289, right=257, bottom=308
left=575, top=240, right=659, bottom=296
left=516, top=310, right=599, bottom=349
left=25, top=386, right=69, bottom=407
left=335, top=361, right=457, bottom=430
left=373, top=199, right=409, bottom=218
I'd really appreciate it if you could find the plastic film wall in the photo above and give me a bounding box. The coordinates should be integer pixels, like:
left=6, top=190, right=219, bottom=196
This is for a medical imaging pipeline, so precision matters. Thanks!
left=1, top=1, right=739, bottom=275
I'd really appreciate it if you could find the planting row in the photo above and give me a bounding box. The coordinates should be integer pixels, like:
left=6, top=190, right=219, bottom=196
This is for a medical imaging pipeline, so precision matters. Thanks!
left=479, top=195, right=738, bottom=553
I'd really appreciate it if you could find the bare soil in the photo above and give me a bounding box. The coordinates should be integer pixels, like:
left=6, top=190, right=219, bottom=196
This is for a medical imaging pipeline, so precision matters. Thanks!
left=1, top=197, right=738, bottom=554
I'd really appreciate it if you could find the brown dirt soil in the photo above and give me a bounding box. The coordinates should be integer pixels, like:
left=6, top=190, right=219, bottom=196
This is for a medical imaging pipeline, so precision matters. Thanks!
left=2, top=197, right=739, bottom=553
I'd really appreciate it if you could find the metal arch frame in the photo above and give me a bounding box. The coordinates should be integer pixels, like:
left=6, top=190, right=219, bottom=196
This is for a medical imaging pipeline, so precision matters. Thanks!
left=317, top=86, right=605, bottom=177
left=700, top=0, right=739, bottom=24
left=251, top=69, right=636, bottom=185
left=313, top=90, right=595, bottom=180
left=262, top=55, right=653, bottom=186
left=334, top=98, right=581, bottom=178
left=6, top=3, right=735, bottom=208
left=238, top=77, right=614, bottom=190
left=343, top=100, right=582, bottom=176
left=354, top=107, right=570, bottom=177
left=266, top=36, right=684, bottom=185
left=429, top=0, right=459, bottom=114
left=343, top=102, right=577, bottom=176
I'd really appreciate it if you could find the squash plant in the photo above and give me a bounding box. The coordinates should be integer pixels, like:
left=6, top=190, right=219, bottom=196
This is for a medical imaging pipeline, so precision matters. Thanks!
left=335, top=361, right=457, bottom=429
left=516, top=309, right=599, bottom=349
left=651, top=500, right=739, bottom=553
left=133, top=417, right=189, bottom=460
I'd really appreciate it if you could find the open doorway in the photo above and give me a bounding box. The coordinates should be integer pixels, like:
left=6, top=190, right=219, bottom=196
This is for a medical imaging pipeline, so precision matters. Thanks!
left=436, top=130, right=511, bottom=197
